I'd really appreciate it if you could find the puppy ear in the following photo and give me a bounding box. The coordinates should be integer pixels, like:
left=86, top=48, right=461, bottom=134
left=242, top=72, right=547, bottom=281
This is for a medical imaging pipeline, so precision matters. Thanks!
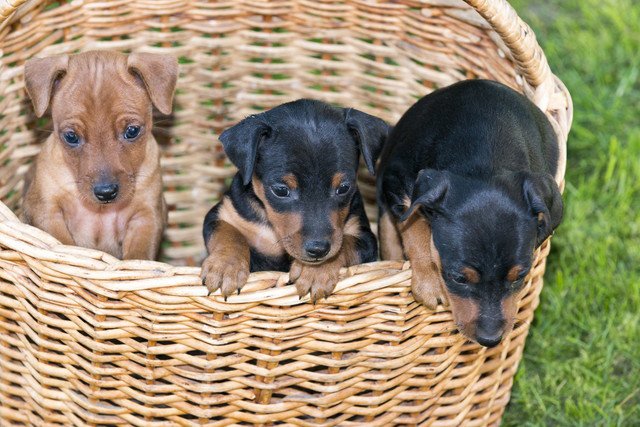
left=24, top=55, right=69, bottom=117
left=344, top=108, right=390, bottom=175
left=219, top=115, right=271, bottom=186
left=127, top=52, right=178, bottom=115
left=522, top=172, right=563, bottom=246
left=400, top=169, right=449, bottom=222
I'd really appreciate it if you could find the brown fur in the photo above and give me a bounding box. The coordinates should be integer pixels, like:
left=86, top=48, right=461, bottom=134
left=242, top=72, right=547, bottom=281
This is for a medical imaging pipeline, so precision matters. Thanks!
left=253, top=177, right=353, bottom=264
left=501, top=291, right=521, bottom=336
left=449, top=272, right=524, bottom=341
left=21, top=51, right=177, bottom=260
left=201, top=220, right=251, bottom=296
left=506, top=265, right=523, bottom=283
left=251, top=177, right=361, bottom=301
left=331, top=172, right=345, bottom=189
left=399, top=211, right=448, bottom=310
left=282, top=174, right=298, bottom=190
left=288, top=214, right=363, bottom=302
left=252, top=178, right=305, bottom=259
left=449, top=294, right=480, bottom=339
left=290, top=234, right=360, bottom=303
left=462, top=267, right=481, bottom=284
left=217, top=196, right=285, bottom=258
left=378, top=210, right=404, bottom=260
left=342, top=215, right=361, bottom=239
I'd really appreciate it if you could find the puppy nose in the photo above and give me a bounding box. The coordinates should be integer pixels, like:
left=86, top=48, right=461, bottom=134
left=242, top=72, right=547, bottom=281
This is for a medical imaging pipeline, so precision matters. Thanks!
left=304, top=240, right=331, bottom=259
left=93, top=183, right=119, bottom=202
left=475, top=332, right=503, bottom=348
left=475, top=317, right=505, bottom=348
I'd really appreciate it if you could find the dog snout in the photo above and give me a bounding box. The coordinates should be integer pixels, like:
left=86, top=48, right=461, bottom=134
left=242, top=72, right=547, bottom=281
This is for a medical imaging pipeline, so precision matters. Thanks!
left=93, top=182, right=119, bottom=203
left=475, top=316, right=505, bottom=348
left=304, top=239, right=331, bottom=259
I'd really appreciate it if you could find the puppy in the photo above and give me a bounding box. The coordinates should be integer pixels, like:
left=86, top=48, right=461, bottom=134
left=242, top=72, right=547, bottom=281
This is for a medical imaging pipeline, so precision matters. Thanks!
left=377, top=80, right=563, bottom=347
left=22, top=51, right=178, bottom=260
left=201, top=99, right=389, bottom=302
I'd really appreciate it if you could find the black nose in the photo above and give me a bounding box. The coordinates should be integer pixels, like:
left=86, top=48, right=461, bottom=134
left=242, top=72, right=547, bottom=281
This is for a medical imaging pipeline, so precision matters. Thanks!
left=475, top=332, right=503, bottom=348
left=304, top=240, right=331, bottom=259
left=93, top=183, right=119, bottom=202
left=475, top=316, right=505, bottom=348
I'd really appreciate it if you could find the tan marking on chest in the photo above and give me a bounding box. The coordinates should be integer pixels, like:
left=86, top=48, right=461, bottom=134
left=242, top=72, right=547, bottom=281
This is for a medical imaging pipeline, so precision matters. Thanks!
left=217, top=197, right=285, bottom=258
left=63, top=200, right=128, bottom=259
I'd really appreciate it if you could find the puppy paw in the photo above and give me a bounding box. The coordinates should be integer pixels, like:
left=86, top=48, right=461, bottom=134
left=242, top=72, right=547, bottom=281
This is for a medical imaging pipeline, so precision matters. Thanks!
left=201, top=254, right=249, bottom=299
left=290, top=260, right=341, bottom=304
left=411, top=264, right=448, bottom=310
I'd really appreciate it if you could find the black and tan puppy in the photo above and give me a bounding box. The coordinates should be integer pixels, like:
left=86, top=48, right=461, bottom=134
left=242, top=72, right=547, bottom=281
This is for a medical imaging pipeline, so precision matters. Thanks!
left=378, top=80, right=563, bottom=347
left=202, top=99, right=388, bottom=301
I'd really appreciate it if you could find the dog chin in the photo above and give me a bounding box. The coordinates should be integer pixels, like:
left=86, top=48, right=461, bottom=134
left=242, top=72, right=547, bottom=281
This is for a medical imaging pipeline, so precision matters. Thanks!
left=295, top=257, right=327, bottom=265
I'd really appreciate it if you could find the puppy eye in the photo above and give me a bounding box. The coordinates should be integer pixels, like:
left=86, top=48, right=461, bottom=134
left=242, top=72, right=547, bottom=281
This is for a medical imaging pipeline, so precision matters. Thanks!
left=124, top=125, right=141, bottom=140
left=514, top=271, right=529, bottom=283
left=271, top=185, right=290, bottom=198
left=447, top=272, right=467, bottom=285
left=336, top=183, right=351, bottom=196
left=62, top=130, right=80, bottom=146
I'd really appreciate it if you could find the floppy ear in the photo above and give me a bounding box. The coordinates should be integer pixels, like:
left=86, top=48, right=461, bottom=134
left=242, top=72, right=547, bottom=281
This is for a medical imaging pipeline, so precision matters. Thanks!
left=522, top=172, right=563, bottom=246
left=400, top=169, right=449, bottom=222
left=219, top=115, right=272, bottom=186
left=343, top=108, right=390, bottom=175
left=127, top=52, right=178, bottom=115
left=24, top=55, right=69, bottom=117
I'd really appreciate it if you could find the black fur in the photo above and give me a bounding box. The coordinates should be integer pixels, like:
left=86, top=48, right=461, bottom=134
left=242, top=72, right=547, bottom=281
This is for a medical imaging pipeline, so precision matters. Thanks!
left=378, top=79, right=563, bottom=345
left=204, top=99, right=388, bottom=272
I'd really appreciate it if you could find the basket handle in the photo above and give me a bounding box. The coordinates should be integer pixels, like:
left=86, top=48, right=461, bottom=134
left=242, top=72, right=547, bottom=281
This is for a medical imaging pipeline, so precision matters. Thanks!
left=464, top=0, right=552, bottom=88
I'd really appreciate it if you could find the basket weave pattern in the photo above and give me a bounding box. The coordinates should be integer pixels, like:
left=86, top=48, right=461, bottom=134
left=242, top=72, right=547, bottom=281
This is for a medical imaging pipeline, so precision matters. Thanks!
left=0, top=0, right=571, bottom=425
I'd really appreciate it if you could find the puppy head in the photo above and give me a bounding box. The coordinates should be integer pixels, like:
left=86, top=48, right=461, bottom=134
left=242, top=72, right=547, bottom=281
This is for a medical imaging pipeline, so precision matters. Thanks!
left=220, top=99, right=388, bottom=263
left=24, top=51, right=177, bottom=206
left=403, top=169, right=563, bottom=347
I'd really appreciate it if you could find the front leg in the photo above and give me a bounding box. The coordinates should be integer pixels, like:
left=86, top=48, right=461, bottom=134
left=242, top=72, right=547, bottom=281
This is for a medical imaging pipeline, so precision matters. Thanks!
left=378, top=206, right=404, bottom=260
left=122, top=208, right=164, bottom=260
left=28, top=204, right=75, bottom=246
left=399, top=213, right=447, bottom=309
left=291, top=234, right=360, bottom=303
left=201, top=220, right=250, bottom=298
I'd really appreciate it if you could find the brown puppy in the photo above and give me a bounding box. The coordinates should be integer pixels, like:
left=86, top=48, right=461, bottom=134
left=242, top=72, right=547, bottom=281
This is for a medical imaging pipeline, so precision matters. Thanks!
left=22, top=51, right=178, bottom=260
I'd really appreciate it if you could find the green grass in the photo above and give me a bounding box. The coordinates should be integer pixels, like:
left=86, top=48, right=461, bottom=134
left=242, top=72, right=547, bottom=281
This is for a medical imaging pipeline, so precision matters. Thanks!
left=503, top=0, right=640, bottom=425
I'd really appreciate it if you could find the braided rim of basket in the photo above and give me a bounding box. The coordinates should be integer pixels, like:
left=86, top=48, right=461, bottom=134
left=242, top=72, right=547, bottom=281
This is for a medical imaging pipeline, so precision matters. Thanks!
left=0, top=0, right=572, bottom=305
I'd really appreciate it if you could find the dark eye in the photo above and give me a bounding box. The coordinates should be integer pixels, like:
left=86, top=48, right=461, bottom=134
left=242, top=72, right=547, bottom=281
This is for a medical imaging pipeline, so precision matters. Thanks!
left=448, top=272, right=467, bottom=285
left=336, top=183, right=351, bottom=196
left=514, top=271, right=528, bottom=284
left=271, top=185, right=290, bottom=198
left=124, top=125, right=141, bottom=140
left=63, top=130, right=80, bottom=146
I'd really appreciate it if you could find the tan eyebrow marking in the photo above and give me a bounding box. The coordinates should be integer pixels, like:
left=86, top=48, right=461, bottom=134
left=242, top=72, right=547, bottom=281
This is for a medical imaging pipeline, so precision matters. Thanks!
left=506, top=265, right=524, bottom=282
left=331, top=172, right=346, bottom=189
left=282, top=173, right=298, bottom=190
left=462, top=266, right=480, bottom=284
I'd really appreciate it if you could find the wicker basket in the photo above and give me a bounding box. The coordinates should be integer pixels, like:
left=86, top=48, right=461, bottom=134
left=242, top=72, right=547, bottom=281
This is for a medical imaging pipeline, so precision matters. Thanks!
left=0, top=0, right=571, bottom=425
